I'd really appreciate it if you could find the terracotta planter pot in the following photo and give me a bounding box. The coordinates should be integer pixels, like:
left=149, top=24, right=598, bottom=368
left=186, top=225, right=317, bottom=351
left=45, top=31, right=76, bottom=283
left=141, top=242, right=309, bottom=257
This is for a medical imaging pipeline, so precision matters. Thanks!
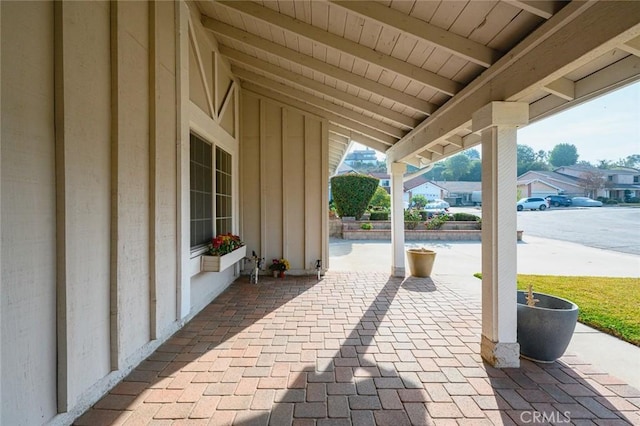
left=406, top=249, right=436, bottom=277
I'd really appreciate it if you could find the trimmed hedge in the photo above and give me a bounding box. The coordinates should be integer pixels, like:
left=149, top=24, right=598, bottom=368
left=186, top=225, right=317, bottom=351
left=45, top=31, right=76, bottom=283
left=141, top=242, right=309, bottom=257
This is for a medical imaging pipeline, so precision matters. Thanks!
left=331, top=174, right=379, bottom=220
left=369, top=211, right=389, bottom=221
left=452, top=212, right=481, bottom=221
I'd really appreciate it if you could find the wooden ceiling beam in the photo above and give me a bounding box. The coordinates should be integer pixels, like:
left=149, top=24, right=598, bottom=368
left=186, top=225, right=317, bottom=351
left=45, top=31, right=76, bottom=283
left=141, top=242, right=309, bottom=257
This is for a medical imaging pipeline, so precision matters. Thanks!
left=387, top=1, right=640, bottom=163
left=507, top=1, right=564, bottom=19
left=620, top=35, right=640, bottom=57
left=221, top=46, right=416, bottom=129
left=543, top=77, right=575, bottom=101
left=216, top=1, right=462, bottom=96
left=330, top=1, right=498, bottom=68
left=327, top=124, right=391, bottom=154
left=202, top=16, right=435, bottom=115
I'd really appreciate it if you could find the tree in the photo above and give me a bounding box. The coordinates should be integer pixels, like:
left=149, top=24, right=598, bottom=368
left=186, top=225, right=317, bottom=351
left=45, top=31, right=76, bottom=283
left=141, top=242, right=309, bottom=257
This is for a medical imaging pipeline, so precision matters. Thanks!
left=463, top=148, right=480, bottom=159
left=549, top=143, right=579, bottom=167
left=369, top=186, right=390, bottom=209
left=422, top=162, right=445, bottom=180
left=615, top=154, right=640, bottom=168
left=580, top=170, right=606, bottom=198
left=410, top=194, right=429, bottom=209
left=442, top=154, right=471, bottom=180
left=462, top=160, right=482, bottom=181
left=517, top=144, right=537, bottom=175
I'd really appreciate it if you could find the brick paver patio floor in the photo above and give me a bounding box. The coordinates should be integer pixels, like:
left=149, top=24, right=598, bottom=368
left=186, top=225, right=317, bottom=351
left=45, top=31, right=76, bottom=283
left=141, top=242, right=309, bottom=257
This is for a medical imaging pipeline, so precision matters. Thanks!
left=76, top=272, right=640, bottom=425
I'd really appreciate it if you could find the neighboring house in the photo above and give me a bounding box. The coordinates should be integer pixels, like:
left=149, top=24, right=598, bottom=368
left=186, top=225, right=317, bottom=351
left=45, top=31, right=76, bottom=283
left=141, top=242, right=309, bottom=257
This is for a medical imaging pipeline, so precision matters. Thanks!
left=517, top=178, right=565, bottom=198
left=554, top=165, right=640, bottom=200
left=344, top=148, right=378, bottom=166
left=517, top=170, right=585, bottom=197
left=403, top=176, right=447, bottom=207
left=434, top=181, right=482, bottom=205
left=368, top=173, right=447, bottom=206
left=368, top=172, right=391, bottom=193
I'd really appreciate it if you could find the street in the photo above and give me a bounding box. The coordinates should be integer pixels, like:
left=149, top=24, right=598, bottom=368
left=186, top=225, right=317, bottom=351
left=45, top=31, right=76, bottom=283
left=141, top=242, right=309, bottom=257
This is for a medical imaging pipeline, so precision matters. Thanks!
left=452, top=206, right=640, bottom=256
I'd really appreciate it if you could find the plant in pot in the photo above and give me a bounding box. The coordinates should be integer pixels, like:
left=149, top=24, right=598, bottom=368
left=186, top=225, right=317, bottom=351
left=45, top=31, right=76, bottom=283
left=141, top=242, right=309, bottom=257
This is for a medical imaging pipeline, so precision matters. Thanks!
left=406, top=247, right=436, bottom=277
left=517, top=285, right=579, bottom=363
left=269, top=258, right=290, bottom=278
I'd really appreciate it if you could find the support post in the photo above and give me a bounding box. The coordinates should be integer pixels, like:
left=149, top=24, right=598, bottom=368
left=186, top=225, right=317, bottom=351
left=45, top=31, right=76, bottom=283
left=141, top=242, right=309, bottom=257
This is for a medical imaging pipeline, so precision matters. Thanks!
left=472, top=102, right=528, bottom=368
left=389, top=161, right=406, bottom=277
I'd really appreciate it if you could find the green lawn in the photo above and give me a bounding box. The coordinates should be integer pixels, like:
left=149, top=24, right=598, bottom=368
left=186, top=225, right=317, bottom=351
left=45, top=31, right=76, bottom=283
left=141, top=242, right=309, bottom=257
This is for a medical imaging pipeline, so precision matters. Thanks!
left=474, top=273, right=640, bottom=346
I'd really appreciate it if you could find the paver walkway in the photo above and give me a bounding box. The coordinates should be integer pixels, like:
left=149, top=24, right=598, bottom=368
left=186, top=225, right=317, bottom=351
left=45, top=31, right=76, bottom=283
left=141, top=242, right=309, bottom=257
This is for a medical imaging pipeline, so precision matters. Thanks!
left=76, top=272, right=640, bottom=425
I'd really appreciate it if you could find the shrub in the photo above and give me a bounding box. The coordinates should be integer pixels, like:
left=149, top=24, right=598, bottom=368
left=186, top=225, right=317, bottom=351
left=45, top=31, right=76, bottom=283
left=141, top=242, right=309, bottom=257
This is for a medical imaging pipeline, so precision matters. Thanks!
left=330, top=174, right=379, bottom=219
left=410, top=194, right=428, bottom=209
left=626, top=197, right=640, bottom=203
left=425, top=213, right=450, bottom=230
left=452, top=212, right=480, bottom=221
left=369, top=211, right=389, bottom=221
left=369, top=186, right=391, bottom=209
left=360, top=222, right=373, bottom=230
left=404, top=209, right=421, bottom=230
left=605, top=199, right=619, bottom=205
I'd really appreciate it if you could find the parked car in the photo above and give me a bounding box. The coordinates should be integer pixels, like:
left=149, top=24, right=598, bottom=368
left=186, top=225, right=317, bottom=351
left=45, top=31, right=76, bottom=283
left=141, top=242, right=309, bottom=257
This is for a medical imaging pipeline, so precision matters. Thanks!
left=517, top=197, right=548, bottom=211
left=571, top=197, right=603, bottom=207
left=545, top=195, right=572, bottom=207
left=425, top=199, right=450, bottom=209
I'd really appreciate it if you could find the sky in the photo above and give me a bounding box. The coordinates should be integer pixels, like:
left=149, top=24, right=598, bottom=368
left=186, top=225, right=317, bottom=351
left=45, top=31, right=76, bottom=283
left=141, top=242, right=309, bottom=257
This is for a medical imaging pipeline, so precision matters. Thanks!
left=518, top=80, right=640, bottom=164
left=350, top=80, right=640, bottom=164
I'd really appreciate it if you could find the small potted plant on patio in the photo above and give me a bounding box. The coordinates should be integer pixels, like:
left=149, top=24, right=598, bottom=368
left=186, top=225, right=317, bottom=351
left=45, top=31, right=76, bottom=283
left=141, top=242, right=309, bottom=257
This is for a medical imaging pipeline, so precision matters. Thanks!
left=201, top=233, right=246, bottom=272
left=269, top=258, right=290, bottom=278
left=517, top=285, right=579, bottom=362
left=406, top=247, right=437, bottom=277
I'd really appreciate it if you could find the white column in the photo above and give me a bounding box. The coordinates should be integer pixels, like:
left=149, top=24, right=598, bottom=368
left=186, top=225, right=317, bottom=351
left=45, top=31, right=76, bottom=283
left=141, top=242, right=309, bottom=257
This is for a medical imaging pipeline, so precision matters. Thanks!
left=389, top=161, right=406, bottom=277
left=472, top=102, right=528, bottom=368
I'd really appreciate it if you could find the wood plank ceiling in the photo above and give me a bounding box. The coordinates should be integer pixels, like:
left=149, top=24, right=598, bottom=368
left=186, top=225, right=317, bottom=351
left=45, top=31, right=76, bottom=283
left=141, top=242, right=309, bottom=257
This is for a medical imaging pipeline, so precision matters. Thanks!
left=196, top=1, right=640, bottom=174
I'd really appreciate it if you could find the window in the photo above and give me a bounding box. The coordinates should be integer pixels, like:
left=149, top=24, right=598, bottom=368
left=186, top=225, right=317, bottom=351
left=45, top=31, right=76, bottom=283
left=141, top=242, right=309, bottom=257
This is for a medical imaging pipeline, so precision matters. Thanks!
left=190, top=134, right=213, bottom=248
left=215, top=147, right=232, bottom=235
left=189, top=134, right=234, bottom=249
left=634, top=176, right=639, bottom=183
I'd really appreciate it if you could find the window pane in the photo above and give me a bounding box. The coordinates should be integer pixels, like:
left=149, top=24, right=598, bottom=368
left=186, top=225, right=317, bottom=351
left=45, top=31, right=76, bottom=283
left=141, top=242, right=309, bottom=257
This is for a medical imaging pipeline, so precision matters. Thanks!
left=215, top=146, right=233, bottom=238
left=190, top=134, right=213, bottom=248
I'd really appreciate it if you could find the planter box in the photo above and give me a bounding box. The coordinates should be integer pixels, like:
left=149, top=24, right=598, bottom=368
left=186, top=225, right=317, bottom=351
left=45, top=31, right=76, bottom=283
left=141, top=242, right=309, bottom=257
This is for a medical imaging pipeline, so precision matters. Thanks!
left=201, top=245, right=247, bottom=272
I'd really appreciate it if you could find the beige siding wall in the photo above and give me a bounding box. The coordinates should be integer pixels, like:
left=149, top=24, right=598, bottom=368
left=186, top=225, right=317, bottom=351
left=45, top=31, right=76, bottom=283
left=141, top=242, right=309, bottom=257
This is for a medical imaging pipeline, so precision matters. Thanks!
left=113, top=0, right=152, bottom=369
left=0, top=1, right=239, bottom=423
left=55, top=1, right=112, bottom=409
left=241, top=92, right=328, bottom=273
left=1, top=2, right=58, bottom=424
left=153, top=0, right=178, bottom=342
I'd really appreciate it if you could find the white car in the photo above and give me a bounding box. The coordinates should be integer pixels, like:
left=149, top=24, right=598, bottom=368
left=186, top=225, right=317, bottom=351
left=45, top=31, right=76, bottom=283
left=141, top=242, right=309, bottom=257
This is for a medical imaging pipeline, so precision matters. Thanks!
left=517, top=197, right=548, bottom=211
left=425, top=199, right=450, bottom=209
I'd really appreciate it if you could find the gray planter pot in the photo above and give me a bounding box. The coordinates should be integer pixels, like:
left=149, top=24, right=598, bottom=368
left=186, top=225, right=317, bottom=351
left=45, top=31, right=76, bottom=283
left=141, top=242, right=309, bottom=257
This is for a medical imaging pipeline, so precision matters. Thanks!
left=517, top=291, right=579, bottom=363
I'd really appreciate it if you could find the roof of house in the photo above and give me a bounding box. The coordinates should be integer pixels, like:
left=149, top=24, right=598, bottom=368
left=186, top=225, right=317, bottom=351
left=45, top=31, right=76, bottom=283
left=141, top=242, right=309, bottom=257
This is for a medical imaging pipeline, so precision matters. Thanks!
left=518, top=170, right=584, bottom=188
left=432, top=181, right=481, bottom=194
left=516, top=178, right=564, bottom=191
left=555, top=165, right=640, bottom=176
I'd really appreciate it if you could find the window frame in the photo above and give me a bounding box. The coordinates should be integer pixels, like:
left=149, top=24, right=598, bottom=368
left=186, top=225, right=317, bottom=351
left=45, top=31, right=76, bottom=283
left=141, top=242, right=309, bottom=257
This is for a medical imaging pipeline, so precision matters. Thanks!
left=189, top=132, right=235, bottom=256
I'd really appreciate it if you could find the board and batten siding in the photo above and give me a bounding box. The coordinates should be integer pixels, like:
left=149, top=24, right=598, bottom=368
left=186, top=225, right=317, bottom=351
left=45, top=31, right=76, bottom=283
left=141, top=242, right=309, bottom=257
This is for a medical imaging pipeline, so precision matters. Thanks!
left=0, top=1, right=239, bottom=424
left=1, top=2, right=58, bottom=423
left=240, top=91, right=329, bottom=274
